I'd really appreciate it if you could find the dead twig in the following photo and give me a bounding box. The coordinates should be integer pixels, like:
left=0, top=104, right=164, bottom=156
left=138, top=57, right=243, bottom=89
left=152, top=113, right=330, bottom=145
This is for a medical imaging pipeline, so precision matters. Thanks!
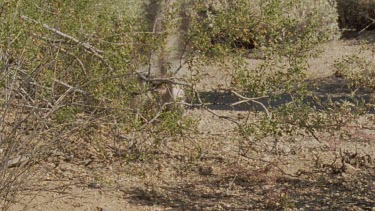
left=53, top=79, right=87, bottom=95
left=194, top=88, right=241, bottom=126
left=20, top=15, right=113, bottom=72
left=20, top=16, right=103, bottom=53
left=139, top=101, right=176, bottom=129
left=240, top=154, right=310, bottom=177
left=54, top=46, right=87, bottom=75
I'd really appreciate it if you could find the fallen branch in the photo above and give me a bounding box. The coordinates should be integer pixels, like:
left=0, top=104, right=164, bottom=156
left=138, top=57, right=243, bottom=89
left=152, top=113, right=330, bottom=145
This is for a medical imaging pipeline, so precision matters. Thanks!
left=239, top=153, right=310, bottom=177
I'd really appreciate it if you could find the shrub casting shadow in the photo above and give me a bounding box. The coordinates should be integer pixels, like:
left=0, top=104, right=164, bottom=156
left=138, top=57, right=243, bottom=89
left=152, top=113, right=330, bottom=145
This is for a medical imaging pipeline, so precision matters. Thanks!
left=341, top=30, right=375, bottom=43
left=125, top=169, right=375, bottom=210
left=193, top=75, right=374, bottom=113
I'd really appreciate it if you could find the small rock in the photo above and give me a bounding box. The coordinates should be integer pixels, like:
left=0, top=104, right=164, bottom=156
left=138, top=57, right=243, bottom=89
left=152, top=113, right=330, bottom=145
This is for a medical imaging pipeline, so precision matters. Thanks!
left=282, top=145, right=291, bottom=154
left=54, top=168, right=62, bottom=174
left=198, top=166, right=213, bottom=176
left=97, top=206, right=116, bottom=211
left=88, top=182, right=102, bottom=189
left=343, top=163, right=359, bottom=174
left=221, top=203, right=231, bottom=209
left=5, top=155, right=31, bottom=168
left=61, top=171, right=73, bottom=178
left=262, top=155, right=271, bottom=162
left=63, top=154, right=74, bottom=162
left=263, top=185, right=273, bottom=190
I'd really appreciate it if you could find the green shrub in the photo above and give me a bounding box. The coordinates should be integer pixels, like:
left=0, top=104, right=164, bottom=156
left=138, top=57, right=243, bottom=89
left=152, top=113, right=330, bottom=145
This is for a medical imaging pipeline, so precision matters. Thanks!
left=187, top=0, right=339, bottom=54
left=184, top=0, right=340, bottom=97
left=334, top=55, right=375, bottom=90
left=0, top=0, right=163, bottom=207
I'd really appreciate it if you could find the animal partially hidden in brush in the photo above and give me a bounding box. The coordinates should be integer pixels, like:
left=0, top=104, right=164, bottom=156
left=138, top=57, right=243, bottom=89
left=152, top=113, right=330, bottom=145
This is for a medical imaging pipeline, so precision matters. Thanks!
left=129, top=80, right=186, bottom=116
left=155, top=83, right=186, bottom=111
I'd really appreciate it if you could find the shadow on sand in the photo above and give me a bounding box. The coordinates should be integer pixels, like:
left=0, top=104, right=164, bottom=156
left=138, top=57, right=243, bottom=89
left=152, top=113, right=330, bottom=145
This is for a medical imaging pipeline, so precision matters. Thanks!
left=192, top=75, right=374, bottom=114
left=125, top=167, right=375, bottom=210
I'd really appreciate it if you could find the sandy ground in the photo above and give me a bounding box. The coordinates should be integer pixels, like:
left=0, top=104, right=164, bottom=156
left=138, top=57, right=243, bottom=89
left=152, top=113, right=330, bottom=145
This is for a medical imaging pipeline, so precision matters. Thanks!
left=6, top=32, right=375, bottom=210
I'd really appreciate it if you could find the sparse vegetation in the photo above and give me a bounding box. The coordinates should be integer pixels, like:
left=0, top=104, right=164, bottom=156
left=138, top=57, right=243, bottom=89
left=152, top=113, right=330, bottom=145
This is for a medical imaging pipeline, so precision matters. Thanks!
left=0, top=0, right=374, bottom=210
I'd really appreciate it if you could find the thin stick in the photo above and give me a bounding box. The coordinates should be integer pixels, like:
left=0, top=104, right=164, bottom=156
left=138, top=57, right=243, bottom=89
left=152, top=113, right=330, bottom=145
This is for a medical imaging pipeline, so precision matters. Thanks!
left=53, top=79, right=87, bottom=95
left=20, top=15, right=113, bottom=72
left=194, top=88, right=241, bottom=126
left=357, top=15, right=375, bottom=35
left=231, top=90, right=271, bottom=119
left=135, top=71, right=191, bottom=87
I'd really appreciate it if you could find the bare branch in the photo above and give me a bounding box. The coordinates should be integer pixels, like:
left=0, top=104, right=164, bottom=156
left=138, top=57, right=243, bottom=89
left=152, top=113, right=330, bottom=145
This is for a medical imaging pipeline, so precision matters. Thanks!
left=230, top=90, right=271, bottom=119
left=139, top=101, right=175, bottom=129
left=239, top=154, right=308, bottom=177
left=57, top=47, right=87, bottom=75
left=135, top=71, right=191, bottom=87
left=193, top=88, right=241, bottom=126
left=20, top=15, right=113, bottom=72
left=53, top=79, right=87, bottom=95
left=358, top=15, right=375, bottom=35
left=21, top=16, right=102, bottom=53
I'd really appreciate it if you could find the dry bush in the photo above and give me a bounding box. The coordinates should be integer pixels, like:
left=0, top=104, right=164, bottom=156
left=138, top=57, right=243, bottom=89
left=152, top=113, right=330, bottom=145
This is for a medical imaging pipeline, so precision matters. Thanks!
left=0, top=0, right=195, bottom=209
left=184, top=0, right=340, bottom=97
left=1, top=0, right=373, bottom=209
left=187, top=0, right=339, bottom=53
left=186, top=0, right=340, bottom=98
left=334, top=55, right=375, bottom=90
left=0, top=51, right=55, bottom=209
left=184, top=0, right=374, bottom=159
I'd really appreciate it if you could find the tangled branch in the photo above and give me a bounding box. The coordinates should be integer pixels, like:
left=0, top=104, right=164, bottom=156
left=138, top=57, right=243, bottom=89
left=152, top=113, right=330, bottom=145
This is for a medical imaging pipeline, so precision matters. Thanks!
left=20, top=15, right=113, bottom=72
left=230, top=90, right=271, bottom=119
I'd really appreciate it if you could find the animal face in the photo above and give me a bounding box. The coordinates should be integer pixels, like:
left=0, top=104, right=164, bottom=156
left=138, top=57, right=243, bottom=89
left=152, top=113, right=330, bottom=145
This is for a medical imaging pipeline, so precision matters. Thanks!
left=156, top=84, right=186, bottom=110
